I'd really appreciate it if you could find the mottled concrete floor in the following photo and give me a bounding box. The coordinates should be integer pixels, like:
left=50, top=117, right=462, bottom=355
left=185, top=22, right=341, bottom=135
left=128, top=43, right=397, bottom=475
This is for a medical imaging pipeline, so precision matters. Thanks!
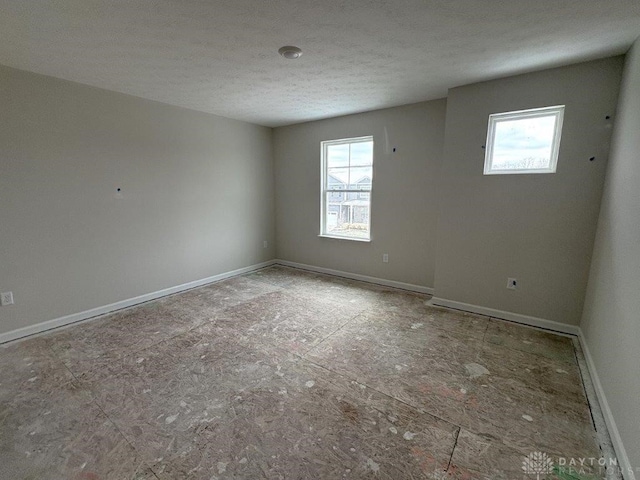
left=0, top=266, right=604, bottom=479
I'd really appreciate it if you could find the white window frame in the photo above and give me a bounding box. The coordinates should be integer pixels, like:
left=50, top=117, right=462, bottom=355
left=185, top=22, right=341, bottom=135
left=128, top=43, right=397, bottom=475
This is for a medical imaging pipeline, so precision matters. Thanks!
left=320, top=136, right=373, bottom=242
left=484, top=105, right=565, bottom=175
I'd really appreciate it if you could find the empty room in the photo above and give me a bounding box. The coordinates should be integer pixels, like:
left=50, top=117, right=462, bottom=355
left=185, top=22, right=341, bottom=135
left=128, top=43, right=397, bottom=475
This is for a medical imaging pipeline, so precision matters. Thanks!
left=1, top=1, right=639, bottom=479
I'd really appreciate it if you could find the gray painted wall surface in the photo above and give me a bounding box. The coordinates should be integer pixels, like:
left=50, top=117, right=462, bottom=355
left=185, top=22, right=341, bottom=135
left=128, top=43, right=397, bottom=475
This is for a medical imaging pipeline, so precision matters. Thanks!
left=0, top=65, right=275, bottom=335
left=434, top=57, right=624, bottom=325
left=581, top=40, right=640, bottom=472
left=274, top=100, right=447, bottom=288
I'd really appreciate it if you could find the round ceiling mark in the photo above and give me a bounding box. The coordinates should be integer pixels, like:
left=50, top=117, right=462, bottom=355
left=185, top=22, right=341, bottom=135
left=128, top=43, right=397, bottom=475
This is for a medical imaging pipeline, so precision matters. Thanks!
left=278, top=46, right=303, bottom=59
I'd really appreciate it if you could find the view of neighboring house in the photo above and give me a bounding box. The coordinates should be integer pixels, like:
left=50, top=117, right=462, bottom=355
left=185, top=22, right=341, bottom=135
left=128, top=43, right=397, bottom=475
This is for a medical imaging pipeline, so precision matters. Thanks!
left=326, top=173, right=371, bottom=228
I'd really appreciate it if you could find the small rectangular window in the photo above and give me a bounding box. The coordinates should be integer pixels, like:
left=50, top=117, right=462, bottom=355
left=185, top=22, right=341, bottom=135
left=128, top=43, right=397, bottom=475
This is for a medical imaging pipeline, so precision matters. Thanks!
left=320, top=136, right=373, bottom=241
left=484, top=105, right=565, bottom=175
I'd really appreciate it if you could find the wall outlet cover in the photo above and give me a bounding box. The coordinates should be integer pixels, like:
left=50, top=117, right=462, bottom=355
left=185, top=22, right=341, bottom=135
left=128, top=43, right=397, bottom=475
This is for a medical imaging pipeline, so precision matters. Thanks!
left=1, top=291, right=14, bottom=306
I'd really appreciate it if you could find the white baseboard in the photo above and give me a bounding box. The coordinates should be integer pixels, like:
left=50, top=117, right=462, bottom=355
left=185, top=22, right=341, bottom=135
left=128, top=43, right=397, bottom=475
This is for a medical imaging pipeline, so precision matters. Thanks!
left=2, top=258, right=631, bottom=479
left=578, top=330, right=635, bottom=480
left=430, top=297, right=632, bottom=478
left=0, top=260, right=277, bottom=345
left=275, top=260, right=434, bottom=295
left=430, top=297, right=580, bottom=336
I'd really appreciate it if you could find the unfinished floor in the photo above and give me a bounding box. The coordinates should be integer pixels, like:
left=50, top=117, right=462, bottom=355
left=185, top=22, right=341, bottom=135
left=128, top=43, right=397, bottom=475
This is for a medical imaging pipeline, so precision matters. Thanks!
left=0, top=265, right=604, bottom=479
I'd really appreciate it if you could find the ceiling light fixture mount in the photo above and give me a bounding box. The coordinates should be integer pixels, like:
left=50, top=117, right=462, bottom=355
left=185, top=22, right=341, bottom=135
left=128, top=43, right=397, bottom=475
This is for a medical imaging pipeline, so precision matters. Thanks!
left=278, top=46, right=303, bottom=59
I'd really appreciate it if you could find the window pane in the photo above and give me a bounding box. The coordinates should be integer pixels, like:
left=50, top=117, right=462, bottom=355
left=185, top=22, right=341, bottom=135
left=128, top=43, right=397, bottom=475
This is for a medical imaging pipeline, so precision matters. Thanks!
left=322, top=136, right=373, bottom=240
left=350, top=141, right=374, bottom=166
left=327, top=167, right=350, bottom=187
left=348, top=166, right=372, bottom=187
left=325, top=193, right=370, bottom=240
left=491, top=115, right=557, bottom=171
left=327, top=143, right=349, bottom=168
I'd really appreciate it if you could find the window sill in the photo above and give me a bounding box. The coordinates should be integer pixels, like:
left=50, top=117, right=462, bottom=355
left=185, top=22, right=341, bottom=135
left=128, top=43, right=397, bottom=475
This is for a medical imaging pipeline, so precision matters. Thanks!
left=484, top=168, right=556, bottom=175
left=318, top=234, right=371, bottom=243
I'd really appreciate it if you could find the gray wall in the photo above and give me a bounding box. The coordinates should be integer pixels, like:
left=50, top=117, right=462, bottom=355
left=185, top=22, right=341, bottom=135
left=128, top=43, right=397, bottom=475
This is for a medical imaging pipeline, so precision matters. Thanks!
left=433, top=57, right=624, bottom=325
left=274, top=100, right=447, bottom=288
left=581, top=40, right=640, bottom=471
left=0, top=65, right=275, bottom=336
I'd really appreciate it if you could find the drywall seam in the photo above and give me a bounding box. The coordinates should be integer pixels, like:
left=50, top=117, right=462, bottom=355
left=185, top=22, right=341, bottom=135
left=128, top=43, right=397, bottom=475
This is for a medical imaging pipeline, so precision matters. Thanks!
left=275, top=260, right=434, bottom=294
left=430, top=297, right=580, bottom=335
left=578, top=330, right=635, bottom=480
left=0, top=260, right=277, bottom=345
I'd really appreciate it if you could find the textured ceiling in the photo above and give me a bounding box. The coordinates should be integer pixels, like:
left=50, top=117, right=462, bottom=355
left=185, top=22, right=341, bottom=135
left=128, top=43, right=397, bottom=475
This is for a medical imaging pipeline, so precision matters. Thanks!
left=1, top=1, right=639, bottom=127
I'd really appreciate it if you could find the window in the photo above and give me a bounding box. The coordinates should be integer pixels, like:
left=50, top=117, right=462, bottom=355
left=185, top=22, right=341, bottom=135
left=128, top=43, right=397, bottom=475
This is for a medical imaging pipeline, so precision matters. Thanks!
left=320, top=136, right=373, bottom=241
left=484, top=105, right=565, bottom=175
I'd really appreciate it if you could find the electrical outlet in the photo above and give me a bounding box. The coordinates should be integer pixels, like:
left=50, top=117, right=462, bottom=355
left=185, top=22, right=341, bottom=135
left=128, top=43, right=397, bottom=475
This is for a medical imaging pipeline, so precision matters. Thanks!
left=507, top=278, right=517, bottom=290
left=382, top=253, right=389, bottom=263
left=263, top=240, right=268, bottom=249
left=1, top=291, right=14, bottom=306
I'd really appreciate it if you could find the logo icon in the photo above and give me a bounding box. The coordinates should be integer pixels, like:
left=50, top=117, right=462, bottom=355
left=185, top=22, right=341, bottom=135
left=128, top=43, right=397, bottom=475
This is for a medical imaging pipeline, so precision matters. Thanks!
left=522, top=452, right=554, bottom=479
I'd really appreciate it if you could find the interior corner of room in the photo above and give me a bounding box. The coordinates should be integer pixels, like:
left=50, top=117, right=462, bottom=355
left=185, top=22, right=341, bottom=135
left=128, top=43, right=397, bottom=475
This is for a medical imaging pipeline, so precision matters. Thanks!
left=1, top=8, right=639, bottom=478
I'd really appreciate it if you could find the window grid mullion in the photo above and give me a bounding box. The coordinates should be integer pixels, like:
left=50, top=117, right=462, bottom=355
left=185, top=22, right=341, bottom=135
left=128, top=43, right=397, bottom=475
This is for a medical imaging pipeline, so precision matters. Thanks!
left=325, top=189, right=371, bottom=193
